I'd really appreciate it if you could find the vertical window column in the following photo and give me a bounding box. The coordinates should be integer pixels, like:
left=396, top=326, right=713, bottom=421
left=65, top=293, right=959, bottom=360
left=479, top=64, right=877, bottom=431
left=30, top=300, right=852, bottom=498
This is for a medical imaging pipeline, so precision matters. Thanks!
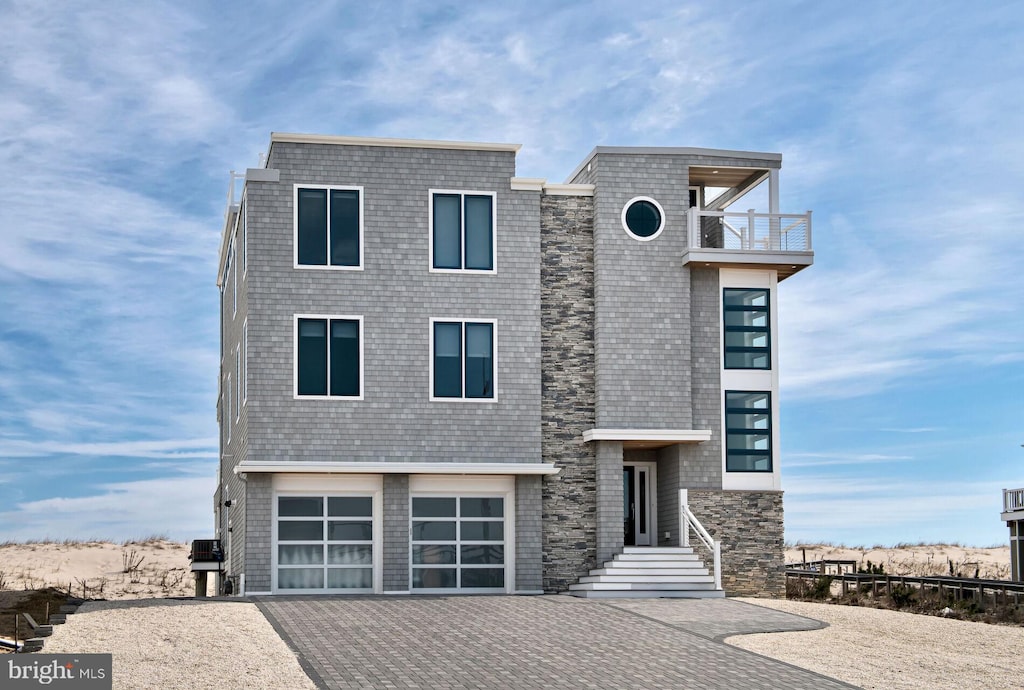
left=725, top=391, right=772, bottom=472
left=723, top=288, right=770, bottom=369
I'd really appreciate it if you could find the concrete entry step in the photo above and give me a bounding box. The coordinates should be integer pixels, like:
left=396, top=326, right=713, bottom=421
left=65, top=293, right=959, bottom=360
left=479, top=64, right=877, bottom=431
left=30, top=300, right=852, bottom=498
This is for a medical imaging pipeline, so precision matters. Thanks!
left=590, top=567, right=710, bottom=577
left=570, top=546, right=723, bottom=599
left=613, top=553, right=703, bottom=562
left=570, top=581, right=719, bottom=591
left=578, top=574, right=715, bottom=584
left=569, top=589, right=726, bottom=599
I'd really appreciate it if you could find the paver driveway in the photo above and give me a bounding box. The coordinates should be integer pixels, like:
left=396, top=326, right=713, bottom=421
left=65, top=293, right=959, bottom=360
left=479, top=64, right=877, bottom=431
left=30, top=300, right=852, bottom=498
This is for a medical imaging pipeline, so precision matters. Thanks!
left=256, top=595, right=858, bottom=689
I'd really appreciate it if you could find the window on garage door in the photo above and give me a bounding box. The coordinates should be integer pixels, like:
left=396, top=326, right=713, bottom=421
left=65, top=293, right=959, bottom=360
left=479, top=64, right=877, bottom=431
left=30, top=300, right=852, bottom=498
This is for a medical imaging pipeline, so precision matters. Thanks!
left=411, top=496, right=504, bottom=591
left=276, top=495, right=373, bottom=591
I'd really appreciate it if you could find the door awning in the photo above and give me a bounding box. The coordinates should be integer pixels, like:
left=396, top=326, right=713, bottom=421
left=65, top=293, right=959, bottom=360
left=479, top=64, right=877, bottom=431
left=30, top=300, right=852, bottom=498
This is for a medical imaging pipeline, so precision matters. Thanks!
left=582, top=428, right=712, bottom=449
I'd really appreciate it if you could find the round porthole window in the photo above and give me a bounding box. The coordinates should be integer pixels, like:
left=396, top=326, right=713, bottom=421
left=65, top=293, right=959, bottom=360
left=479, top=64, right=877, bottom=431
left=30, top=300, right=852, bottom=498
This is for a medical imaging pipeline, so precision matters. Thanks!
left=621, top=197, right=665, bottom=241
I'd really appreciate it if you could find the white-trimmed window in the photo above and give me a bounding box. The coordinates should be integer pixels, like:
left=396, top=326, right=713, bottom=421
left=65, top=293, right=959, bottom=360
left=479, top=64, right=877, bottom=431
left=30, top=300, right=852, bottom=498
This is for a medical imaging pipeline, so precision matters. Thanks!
left=430, top=319, right=495, bottom=400
left=240, top=197, right=247, bottom=276
left=723, top=288, right=770, bottom=369
left=276, top=495, right=374, bottom=591
left=242, top=319, right=248, bottom=405
left=294, top=315, right=363, bottom=399
left=621, top=196, right=665, bottom=241
left=410, top=495, right=505, bottom=591
left=294, top=184, right=363, bottom=269
left=725, top=391, right=772, bottom=472
left=231, top=240, right=237, bottom=318
left=224, top=374, right=231, bottom=443
left=430, top=190, right=495, bottom=272
left=234, top=346, right=241, bottom=421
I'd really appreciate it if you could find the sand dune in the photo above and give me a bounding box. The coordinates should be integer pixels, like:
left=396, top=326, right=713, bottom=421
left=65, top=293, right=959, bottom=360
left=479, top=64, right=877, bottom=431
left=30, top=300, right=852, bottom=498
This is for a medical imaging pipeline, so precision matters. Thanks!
left=0, top=539, right=211, bottom=599
left=786, top=543, right=1011, bottom=580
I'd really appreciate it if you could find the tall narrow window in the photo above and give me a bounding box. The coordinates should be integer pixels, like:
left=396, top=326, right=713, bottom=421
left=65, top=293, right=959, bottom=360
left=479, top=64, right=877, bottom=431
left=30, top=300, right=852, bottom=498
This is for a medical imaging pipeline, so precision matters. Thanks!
left=295, top=186, right=362, bottom=268
left=235, top=346, right=241, bottom=421
left=224, top=375, right=231, bottom=442
left=432, top=320, right=494, bottom=400
left=723, top=288, right=770, bottom=369
left=231, top=241, right=237, bottom=317
left=431, top=192, right=495, bottom=271
left=239, top=198, right=246, bottom=275
left=242, top=320, right=248, bottom=404
left=725, top=391, right=772, bottom=472
left=296, top=316, right=362, bottom=398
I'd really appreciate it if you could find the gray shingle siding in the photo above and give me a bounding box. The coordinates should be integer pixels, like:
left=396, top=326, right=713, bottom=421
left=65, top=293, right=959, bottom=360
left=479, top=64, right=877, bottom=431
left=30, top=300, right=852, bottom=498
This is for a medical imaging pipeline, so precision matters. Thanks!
left=382, top=474, right=410, bottom=591
left=589, top=154, right=694, bottom=429
left=245, top=143, right=541, bottom=463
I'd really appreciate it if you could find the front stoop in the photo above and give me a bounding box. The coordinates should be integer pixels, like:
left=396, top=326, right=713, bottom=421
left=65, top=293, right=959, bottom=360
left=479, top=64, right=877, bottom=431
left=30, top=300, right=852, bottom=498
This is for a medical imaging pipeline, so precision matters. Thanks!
left=568, top=547, right=725, bottom=599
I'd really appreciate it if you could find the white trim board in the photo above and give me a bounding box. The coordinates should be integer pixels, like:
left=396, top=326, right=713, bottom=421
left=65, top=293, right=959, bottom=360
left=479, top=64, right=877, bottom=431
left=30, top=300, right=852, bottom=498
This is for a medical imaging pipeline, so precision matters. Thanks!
left=235, top=462, right=560, bottom=477
left=270, top=132, right=521, bottom=153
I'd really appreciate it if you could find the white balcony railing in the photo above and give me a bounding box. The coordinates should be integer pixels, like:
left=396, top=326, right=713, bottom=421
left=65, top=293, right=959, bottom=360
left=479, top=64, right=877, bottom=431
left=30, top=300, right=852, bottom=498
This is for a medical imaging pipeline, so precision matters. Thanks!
left=1005, top=488, right=1024, bottom=513
left=224, top=170, right=245, bottom=223
left=688, top=208, right=812, bottom=251
left=679, top=489, right=722, bottom=591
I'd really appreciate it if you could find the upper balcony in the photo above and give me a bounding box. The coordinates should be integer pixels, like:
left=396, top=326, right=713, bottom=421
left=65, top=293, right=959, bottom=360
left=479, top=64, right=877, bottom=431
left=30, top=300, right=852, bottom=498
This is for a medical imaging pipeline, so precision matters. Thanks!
left=683, top=165, right=814, bottom=281
left=1003, top=488, right=1024, bottom=521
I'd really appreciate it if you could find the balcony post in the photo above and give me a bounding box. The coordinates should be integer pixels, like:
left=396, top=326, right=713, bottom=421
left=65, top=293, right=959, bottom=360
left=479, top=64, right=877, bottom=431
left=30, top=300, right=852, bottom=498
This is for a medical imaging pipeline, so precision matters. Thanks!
left=769, top=169, right=780, bottom=249
left=746, top=209, right=756, bottom=250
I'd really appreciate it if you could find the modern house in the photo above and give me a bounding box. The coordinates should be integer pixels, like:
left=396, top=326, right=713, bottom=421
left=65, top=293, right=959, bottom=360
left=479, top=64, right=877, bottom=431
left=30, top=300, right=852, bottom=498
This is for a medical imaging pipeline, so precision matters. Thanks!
left=211, top=133, right=813, bottom=598
left=1002, top=488, right=1024, bottom=581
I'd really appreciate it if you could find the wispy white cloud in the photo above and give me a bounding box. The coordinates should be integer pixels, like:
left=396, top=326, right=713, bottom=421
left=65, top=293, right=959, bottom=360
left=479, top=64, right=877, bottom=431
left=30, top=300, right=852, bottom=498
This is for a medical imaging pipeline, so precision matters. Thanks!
left=0, top=475, right=215, bottom=542
left=0, top=437, right=217, bottom=460
left=784, top=476, right=1012, bottom=545
left=784, top=452, right=916, bottom=468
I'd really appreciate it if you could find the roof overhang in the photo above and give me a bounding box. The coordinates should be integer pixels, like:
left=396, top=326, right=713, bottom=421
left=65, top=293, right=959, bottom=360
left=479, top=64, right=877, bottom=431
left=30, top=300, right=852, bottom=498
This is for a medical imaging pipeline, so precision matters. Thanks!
left=582, top=429, right=712, bottom=450
left=234, top=461, right=560, bottom=479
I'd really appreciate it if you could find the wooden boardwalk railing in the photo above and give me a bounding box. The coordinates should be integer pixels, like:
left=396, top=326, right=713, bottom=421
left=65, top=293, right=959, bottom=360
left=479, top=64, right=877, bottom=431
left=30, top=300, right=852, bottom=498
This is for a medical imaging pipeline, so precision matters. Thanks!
left=786, top=569, right=1024, bottom=604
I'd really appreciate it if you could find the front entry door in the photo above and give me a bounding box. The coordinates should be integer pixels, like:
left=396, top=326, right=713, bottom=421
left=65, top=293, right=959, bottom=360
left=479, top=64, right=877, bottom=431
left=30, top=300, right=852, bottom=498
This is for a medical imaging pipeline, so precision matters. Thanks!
left=623, top=463, right=654, bottom=546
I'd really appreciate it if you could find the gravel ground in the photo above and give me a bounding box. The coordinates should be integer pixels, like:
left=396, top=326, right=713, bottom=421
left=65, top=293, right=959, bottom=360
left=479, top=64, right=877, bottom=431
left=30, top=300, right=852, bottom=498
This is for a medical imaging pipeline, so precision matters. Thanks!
left=43, top=598, right=315, bottom=690
left=729, top=598, right=1024, bottom=690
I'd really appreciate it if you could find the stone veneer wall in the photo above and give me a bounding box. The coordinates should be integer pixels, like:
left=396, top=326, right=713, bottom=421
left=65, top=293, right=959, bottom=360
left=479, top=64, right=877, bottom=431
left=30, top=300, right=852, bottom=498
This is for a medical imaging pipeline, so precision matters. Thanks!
left=539, top=193, right=597, bottom=592
left=686, top=490, right=785, bottom=596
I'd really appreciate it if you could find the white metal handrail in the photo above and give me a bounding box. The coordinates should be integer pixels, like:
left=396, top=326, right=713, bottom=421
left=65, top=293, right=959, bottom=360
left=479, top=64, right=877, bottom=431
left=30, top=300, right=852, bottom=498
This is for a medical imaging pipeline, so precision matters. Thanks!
left=687, top=207, right=812, bottom=251
left=1005, top=488, right=1024, bottom=513
left=679, top=489, right=722, bottom=591
left=224, top=170, right=245, bottom=222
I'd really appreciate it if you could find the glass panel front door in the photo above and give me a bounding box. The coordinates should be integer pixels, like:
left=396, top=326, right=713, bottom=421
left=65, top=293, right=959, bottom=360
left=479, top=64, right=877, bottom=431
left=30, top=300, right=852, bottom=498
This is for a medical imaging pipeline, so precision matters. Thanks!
left=623, top=464, right=653, bottom=546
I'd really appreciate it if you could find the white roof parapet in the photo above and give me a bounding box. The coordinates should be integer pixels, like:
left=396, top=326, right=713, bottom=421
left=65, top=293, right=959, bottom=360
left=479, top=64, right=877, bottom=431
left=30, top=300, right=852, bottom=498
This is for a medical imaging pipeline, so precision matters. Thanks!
left=582, top=429, right=712, bottom=443
left=509, top=178, right=595, bottom=196
left=510, top=177, right=545, bottom=191
left=269, top=132, right=521, bottom=153
left=543, top=183, right=594, bottom=196
left=234, top=461, right=560, bottom=478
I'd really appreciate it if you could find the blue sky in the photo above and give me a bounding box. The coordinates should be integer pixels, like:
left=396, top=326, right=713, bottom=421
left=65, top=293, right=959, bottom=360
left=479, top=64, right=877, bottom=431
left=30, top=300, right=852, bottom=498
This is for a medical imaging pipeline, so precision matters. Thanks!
left=1, top=1, right=1021, bottom=546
